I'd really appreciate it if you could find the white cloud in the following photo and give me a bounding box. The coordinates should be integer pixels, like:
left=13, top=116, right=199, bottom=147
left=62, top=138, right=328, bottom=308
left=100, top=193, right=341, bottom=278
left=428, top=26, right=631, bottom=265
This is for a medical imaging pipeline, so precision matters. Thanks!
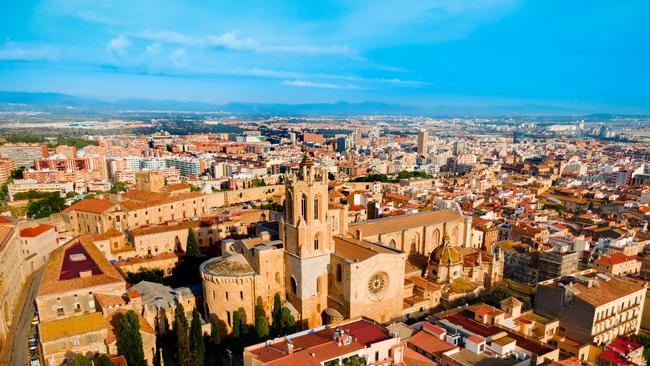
left=0, top=40, right=58, bottom=61
left=76, top=10, right=123, bottom=25
left=107, top=35, right=131, bottom=53
left=144, top=42, right=162, bottom=55
left=283, top=80, right=359, bottom=89
left=133, top=30, right=353, bottom=56
left=170, top=48, right=187, bottom=64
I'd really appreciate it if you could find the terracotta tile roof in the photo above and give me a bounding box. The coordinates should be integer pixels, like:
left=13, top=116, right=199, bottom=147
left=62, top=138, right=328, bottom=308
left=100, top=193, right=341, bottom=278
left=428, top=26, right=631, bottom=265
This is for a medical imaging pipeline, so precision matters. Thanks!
left=37, top=236, right=126, bottom=296
left=407, top=331, right=456, bottom=355
left=402, top=346, right=438, bottom=366
left=555, top=273, right=647, bottom=307
left=349, top=210, right=462, bottom=237
left=20, top=223, right=55, bottom=238
left=95, top=293, right=127, bottom=309
left=595, top=252, right=638, bottom=266
left=408, top=276, right=442, bottom=292
left=128, top=220, right=199, bottom=236
left=39, top=312, right=106, bottom=342
left=64, top=198, right=117, bottom=213
left=333, top=236, right=398, bottom=262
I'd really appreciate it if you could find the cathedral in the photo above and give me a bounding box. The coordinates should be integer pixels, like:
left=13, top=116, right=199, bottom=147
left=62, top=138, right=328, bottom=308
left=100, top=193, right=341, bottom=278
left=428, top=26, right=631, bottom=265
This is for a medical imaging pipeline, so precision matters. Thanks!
left=201, top=156, right=503, bottom=332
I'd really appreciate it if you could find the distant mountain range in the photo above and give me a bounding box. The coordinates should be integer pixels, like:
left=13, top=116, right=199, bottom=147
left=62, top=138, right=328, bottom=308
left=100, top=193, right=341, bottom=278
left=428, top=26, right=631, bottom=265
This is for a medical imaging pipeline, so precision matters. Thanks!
left=0, top=91, right=644, bottom=117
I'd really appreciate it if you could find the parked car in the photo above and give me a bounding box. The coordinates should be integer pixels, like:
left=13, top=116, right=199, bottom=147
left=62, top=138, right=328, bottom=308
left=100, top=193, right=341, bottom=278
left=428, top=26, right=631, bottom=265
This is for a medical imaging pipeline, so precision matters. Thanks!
left=31, top=312, right=39, bottom=325
left=30, top=358, right=41, bottom=366
left=28, top=338, right=37, bottom=351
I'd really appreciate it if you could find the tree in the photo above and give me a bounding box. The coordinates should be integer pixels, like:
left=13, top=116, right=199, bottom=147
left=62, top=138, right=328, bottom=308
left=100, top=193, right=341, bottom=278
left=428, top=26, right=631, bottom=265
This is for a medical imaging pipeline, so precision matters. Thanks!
left=71, top=354, right=92, bottom=366
left=255, top=303, right=270, bottom=340
left=97, top=355, right=113, bottom=366
left=271, top=292, right=282, bottom=336
left=190, top=309, right=205, bottom=366
left=174, top=303, right=192, bottom=366
left=109, top=181, right=128, bottom=194
left=186, top=229, right=200, bottom=257
left=117, top=310, right=146, bottom=366
left=126, top=267, right=165, bottom=284
left=232, top=310, right=242, bottom=340
left=210, top=317, right=221, bottom=346
left=279, top=307, right=296, bottom=335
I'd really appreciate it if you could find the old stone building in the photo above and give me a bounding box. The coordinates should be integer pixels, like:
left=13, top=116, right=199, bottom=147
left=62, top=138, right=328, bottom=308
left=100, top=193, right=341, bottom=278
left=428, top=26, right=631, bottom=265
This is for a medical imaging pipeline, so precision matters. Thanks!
left=201, top=157, right=503, bottom=333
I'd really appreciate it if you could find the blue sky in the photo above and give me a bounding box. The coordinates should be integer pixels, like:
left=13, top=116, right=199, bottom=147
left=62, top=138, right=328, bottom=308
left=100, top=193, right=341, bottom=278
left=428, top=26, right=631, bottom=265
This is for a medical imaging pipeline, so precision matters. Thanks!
left=0, top=0, right=648, bottom=111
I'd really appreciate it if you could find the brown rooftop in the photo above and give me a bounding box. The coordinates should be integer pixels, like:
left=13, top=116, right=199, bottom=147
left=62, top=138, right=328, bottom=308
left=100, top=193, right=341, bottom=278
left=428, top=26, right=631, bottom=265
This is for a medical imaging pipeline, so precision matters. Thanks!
left=349, top=210, right=462, bottom=237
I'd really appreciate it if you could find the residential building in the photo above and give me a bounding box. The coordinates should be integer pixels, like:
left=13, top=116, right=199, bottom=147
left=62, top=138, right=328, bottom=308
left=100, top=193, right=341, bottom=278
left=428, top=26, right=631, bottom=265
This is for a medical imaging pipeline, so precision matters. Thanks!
left=535, top=269, right=647, bottom=345
left=243, top=318, right=407, bottom=366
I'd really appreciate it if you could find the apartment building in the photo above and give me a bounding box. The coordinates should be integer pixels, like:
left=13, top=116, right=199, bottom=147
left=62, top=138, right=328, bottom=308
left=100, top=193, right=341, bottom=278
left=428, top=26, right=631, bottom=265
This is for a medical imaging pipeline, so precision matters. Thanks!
left=538, top=244, right=580, bottom=281
left=0, top=143, right=48, bottom=168
left=535, top=269, right=647, bottom=345
left=593, top=253, right=642, bottom=276
left=19, top=223, right=58, bottom=274
left=0, top=158, right=17, bottom=184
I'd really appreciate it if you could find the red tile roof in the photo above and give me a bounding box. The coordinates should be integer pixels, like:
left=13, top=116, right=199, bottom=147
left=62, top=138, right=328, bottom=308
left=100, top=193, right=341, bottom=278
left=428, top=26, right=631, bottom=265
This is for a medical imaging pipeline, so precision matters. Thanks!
left=595, top=252, right=637, bottom=266
left=64, top=198, right=117, bottom=213
left=20, top=223, right=55, bottom=238
left=407, top=331, right=456, bottom=355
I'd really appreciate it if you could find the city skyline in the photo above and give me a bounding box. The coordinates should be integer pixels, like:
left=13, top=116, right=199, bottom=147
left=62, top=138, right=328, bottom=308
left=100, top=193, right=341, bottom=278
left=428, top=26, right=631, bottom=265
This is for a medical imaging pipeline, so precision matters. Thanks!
left=1, top=0, right=649, bottom=113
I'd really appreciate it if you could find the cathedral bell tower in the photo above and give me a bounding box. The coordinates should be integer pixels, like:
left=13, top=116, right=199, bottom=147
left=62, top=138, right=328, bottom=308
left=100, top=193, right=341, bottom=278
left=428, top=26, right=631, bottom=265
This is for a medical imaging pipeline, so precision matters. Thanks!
left=280, top=154, right=332, bottom=328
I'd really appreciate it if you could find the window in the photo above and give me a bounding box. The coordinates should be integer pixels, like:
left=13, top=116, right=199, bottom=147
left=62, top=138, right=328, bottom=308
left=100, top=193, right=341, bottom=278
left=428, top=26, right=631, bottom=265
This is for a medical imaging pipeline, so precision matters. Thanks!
left=290, top=277, right=298, bottom=295
left=57, top=307, right=64, bottom=316
left=86, top=334, right=97, bottom=343
left=227, top=311, right=231, bottom=326
left=60, top=341, right=66, bottom=350
left=225, top=292, right=229, bottom=301
left=72, top=337, right=80, bottom=347
left=316, top=277, right=321, bottom=293
left=313, top=196, right=319, bottom=220
left=88, top=300, right=95, bottom=310
left=336, top=264, right=342, bottom=282
left=313, top=237, right=319, bottom=250
left=240, top=291, right=244, bottom=300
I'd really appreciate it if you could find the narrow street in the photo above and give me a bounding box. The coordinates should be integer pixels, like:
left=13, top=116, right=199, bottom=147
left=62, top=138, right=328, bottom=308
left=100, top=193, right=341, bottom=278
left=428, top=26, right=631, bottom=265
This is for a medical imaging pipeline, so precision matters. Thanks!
left=10, top=269, right=44, bottom=366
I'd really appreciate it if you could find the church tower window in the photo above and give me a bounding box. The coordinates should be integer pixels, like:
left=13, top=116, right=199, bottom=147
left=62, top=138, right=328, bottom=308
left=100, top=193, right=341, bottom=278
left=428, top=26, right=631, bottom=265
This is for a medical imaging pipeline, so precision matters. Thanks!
left=290, top=277, right=297, bottom=295
left=314, top=196, right=319, bottom=220
left=301, top=194, right=307, bottom=220
left=336, top=264, right=342, bottom=282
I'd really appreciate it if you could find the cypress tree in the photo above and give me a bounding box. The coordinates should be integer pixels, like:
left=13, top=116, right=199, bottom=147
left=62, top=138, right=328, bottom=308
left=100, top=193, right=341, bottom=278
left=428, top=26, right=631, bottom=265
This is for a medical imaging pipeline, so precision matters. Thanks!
left=232, top=310, right=242, bottom=340
left=72, top=354, right=92, bottom=366
left=186, top=229, right=200, bottom=257
left=174, top=303, right=192, bottom=366
left=210, top=317, right=221, bottom=345
left=254, top=304, right=270, bottom=340
left=271, top=292, right=282, bottom=336
left=116, top=310, right=146, bottom=366
left=97, top=355, right=113, bottom=366
left=190, top=309, right=205, bottom=366
left=279, top=307, right=296, bottom=335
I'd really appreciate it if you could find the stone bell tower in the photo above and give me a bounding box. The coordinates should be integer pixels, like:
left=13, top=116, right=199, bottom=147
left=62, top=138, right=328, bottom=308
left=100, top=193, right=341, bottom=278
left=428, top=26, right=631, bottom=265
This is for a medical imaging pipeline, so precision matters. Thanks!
left=280, top=154, right=332, bottom=328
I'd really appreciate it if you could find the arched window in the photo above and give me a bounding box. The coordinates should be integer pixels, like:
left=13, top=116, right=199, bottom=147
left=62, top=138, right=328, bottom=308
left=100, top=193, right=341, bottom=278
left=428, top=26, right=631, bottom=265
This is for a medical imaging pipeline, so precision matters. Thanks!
left=314, top=196, right=319, bottom=220
left=336, top=264, right=342, bottom=282
left=301, top=194, right=307, bottom=220
left=389, top=239, right=396, bottom=249
left=290, top=277, right=297, bottom=295
left=314, top=235, right=319, bottom=250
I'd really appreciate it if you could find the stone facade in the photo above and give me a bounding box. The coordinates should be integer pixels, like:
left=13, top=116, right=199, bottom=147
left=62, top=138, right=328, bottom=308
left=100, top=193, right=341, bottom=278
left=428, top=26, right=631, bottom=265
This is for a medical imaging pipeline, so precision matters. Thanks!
left=201, top=158, right=492, bottom=336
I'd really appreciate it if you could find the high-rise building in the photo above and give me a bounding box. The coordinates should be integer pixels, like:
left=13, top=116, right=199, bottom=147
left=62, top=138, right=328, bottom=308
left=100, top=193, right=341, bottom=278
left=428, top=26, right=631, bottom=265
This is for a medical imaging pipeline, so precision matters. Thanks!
left=417, top=129, right=428, bottom=156
left=0, top=143, right=49, bottom=168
